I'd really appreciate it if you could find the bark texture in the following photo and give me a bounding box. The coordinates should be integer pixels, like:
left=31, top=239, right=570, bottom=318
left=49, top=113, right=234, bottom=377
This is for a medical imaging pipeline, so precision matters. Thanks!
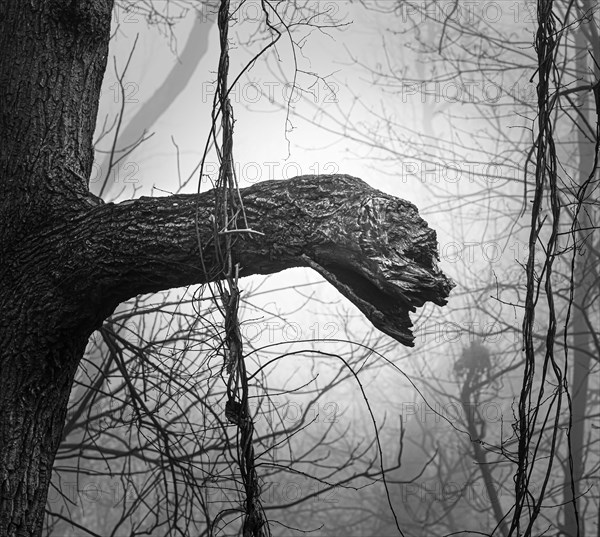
left=0, top=1, right=453, bottom=536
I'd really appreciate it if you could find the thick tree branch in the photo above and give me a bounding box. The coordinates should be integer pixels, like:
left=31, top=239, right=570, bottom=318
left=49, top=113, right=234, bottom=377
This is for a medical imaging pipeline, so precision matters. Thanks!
left=66, top=174, right=453, bottom=346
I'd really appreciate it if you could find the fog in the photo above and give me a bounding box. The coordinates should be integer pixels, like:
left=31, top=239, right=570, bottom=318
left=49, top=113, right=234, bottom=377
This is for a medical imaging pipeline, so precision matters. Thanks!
left=47, top=2, right=599, bottom=536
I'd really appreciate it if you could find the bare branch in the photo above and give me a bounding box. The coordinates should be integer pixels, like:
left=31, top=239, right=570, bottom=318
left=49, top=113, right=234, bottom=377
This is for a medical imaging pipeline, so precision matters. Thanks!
left=63, top=175, right=453, bottom=345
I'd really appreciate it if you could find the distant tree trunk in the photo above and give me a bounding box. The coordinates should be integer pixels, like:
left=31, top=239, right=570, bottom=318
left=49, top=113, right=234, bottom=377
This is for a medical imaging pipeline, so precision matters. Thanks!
left=458, top=343, right=508, bottom=537
left=0, top=2, right=452, bottom=536
left=562, top=6, right=598, bottom=535
left=92, top=7, right=215, bottom=198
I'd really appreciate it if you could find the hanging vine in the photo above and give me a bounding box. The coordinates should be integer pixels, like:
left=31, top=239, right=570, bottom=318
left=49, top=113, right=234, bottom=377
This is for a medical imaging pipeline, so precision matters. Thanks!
left=510, top=1, right=574, bottom=535
left=215, top=2, right=267, bottom=535
left=194, top=1, right=270, bottom=535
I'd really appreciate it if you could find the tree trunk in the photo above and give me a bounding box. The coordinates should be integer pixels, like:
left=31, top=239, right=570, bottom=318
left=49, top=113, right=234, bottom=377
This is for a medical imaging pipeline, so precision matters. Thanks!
left=0, top=335, right=88, bottom=536
left=562, top=7, right=598, bottom=535
left=0, top=1, right=452, bottom=536
left=459, top=344, right=508, bottom=537
left=1, top=3, right=114, bottom=532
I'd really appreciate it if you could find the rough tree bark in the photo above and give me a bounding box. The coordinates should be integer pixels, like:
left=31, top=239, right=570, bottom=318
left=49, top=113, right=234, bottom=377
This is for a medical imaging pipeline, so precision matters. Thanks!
left=0, top=1, right=453, bottom=536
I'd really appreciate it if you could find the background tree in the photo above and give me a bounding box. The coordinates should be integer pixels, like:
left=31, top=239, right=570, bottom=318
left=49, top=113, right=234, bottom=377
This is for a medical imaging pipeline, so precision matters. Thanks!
left=271, top=0, right=598, bottom=534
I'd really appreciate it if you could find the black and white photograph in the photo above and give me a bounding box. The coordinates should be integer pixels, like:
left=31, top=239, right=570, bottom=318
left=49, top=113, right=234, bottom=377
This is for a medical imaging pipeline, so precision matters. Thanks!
left=0, top=1, right=598, bottom=536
